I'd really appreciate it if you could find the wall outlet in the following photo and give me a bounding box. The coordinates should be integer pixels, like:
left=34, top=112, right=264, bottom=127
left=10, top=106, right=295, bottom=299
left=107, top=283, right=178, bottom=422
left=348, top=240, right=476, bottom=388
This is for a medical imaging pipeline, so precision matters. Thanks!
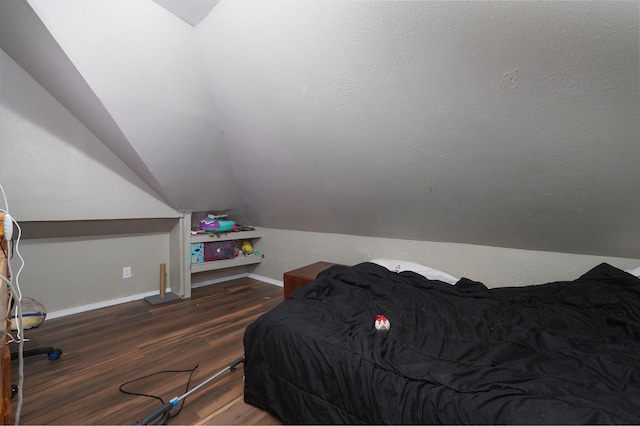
left=122, top=266, right=132, bottom=279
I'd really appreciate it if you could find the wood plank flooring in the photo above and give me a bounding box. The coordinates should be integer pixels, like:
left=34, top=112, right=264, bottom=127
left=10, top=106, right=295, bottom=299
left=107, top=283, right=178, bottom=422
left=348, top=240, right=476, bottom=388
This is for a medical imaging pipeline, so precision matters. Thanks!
left=10, top=277, right=283, bottom=425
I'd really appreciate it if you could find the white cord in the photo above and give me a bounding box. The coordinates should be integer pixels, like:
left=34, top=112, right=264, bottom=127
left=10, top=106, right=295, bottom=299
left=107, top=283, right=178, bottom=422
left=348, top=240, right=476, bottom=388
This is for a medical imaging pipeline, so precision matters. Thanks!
left=0, top=184, right=8, bottom=214
left=0, top=184, right=24, bottom=425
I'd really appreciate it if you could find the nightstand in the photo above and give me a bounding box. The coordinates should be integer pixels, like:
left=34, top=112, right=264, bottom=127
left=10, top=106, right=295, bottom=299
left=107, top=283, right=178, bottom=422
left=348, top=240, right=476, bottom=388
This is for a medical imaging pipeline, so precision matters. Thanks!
left=283, top=261, right=337, bottom=299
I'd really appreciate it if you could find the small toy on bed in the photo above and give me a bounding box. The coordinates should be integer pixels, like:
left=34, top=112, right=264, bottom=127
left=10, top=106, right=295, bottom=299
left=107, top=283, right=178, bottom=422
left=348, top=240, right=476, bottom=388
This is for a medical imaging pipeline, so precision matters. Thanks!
left=375, top=314, right=390, bottom=332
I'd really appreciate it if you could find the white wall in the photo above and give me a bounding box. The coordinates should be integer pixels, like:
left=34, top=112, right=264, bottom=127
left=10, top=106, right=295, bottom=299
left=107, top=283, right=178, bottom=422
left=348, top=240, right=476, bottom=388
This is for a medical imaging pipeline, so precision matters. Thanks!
left=0, top=49, right=178, bottom=221
left=0, top=49, right=180, bottom=314
left=254, top=228, right=639, bottom=288
left=25, top=0, right=245, bottom=214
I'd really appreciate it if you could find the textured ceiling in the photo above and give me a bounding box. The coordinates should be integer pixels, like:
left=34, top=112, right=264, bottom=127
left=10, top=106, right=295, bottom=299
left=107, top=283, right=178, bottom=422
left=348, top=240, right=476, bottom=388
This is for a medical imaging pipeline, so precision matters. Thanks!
left=1, top=0, right=639, bottom=259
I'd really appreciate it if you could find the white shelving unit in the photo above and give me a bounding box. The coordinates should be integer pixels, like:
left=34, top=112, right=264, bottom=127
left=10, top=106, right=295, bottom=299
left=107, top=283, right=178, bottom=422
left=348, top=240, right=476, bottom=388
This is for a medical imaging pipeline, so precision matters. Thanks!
left=173, top=213, right=263, bottom=299
left=190, top=228, right=263, bottom=273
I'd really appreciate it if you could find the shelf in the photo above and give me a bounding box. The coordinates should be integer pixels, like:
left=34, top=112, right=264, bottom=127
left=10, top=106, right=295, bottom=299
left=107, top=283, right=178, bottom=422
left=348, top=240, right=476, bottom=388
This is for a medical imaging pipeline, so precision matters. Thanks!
left=190, top=228, right=262, bottom=244
left=178, top=214, right=264, bottom=298
left=190, top=255, right=262, bottom=273
left=189, top=227, right=263, bottom=274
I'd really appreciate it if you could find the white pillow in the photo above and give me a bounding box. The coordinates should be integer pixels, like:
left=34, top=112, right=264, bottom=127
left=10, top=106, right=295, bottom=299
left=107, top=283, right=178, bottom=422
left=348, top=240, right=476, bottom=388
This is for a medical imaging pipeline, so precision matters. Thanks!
left=370, top=258, right=459, bottom=285
left=625, top=266, right=640, bottom=278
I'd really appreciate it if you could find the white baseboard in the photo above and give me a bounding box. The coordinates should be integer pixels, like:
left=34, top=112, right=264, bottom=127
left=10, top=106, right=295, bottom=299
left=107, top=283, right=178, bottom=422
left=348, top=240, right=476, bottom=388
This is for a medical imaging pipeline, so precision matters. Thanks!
left=249, top=273, right=283, bottom=287
left=46, top=275, right=283, bottom=320
left=46, top=288, right=174, bottom=320
left=191, top=272, right=251, bottom=289
left=193, top=272, right=282, bottom=288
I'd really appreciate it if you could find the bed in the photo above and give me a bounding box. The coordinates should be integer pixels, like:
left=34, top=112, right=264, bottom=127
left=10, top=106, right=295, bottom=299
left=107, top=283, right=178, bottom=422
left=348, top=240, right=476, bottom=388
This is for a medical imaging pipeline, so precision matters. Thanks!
left=243, top=261, right=640, bottom=424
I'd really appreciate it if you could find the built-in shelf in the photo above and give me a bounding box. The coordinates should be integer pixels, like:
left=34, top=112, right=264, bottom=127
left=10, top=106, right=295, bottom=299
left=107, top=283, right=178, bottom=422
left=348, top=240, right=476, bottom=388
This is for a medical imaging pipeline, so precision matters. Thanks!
left=189, top=228, right=263, bottom=274
left=175, top=213, right=264, bottom=299
left=191, top=254, right=262, bottom=273
left=190, top=229, right=262, bottom=244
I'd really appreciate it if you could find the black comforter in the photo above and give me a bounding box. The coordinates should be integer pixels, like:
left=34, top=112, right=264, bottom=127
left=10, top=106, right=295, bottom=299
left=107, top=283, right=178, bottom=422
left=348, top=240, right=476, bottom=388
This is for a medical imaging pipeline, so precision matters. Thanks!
left=243, top=262, right=640, bottom=424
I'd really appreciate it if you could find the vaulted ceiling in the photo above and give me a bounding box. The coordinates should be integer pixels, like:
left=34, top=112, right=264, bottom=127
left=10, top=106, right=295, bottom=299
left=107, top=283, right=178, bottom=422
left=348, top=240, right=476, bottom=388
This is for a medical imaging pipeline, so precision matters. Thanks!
left=1, top=0, right=639, bottom=259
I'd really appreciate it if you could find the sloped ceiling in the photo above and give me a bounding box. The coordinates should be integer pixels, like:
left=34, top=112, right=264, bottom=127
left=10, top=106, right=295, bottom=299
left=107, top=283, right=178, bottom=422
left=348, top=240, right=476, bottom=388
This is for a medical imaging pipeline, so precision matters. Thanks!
left=152, top=0, right=221, bottom=26
left=1, top=0, right=639, bottom=259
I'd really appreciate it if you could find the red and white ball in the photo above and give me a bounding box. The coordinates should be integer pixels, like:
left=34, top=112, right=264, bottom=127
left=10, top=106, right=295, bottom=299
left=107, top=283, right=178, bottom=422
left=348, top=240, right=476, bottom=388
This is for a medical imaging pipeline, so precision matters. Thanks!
left=375, top=314, right=390, bottom=332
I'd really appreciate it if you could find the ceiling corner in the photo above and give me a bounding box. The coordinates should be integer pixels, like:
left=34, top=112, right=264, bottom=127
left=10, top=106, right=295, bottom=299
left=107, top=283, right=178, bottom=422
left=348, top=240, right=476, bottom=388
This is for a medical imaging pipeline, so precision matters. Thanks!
left=151, top=0, right=220, bottom=26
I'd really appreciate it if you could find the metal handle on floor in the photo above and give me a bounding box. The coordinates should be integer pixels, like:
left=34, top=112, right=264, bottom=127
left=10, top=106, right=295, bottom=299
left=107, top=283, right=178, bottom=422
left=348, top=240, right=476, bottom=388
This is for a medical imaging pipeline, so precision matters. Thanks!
left=135, top=399, right=176, bottom=425
left=134, top=357, right=245, bottom=425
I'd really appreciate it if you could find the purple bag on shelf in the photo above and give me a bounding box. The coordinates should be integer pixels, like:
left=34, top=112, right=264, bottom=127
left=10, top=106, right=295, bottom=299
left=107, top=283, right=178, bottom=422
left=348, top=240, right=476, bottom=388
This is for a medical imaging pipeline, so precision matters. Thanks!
left=204, top=241, right=235, bottom=261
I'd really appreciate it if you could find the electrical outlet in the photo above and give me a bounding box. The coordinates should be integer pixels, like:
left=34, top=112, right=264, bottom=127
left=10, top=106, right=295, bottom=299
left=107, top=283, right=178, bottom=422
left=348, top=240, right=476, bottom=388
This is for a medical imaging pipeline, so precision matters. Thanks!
left=123, top=267, right=132, bottom=279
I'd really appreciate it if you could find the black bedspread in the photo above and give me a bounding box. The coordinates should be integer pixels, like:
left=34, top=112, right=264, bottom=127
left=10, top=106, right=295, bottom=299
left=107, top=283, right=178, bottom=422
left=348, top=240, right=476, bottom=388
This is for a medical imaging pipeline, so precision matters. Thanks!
left=243, top=262, right=640, bottom=424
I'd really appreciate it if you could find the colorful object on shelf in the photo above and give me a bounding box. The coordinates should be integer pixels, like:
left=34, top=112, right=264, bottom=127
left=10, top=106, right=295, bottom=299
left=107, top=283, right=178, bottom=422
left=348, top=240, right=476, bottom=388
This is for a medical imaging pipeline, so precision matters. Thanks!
left=191, top=243, right=204, bottom=264
left=199, top=214, right=237, bottom=233
left=240, top=240, right=254, bottom=255
left=204, top=240, right=235, bottom=261
left=374, top=314, right=390, bottom=332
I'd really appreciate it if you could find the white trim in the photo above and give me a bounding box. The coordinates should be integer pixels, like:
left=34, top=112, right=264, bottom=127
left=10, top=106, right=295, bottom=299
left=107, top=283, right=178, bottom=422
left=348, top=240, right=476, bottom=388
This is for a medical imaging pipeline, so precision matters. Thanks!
left=191, top=273, right=250, bottom=289
left=45, top=274, right=283, bottom=320
left=46, top=288, right=175, bottom=320
left=249, top=273, right=283, bottom=287
left=192, top=273, right=283, bottom=288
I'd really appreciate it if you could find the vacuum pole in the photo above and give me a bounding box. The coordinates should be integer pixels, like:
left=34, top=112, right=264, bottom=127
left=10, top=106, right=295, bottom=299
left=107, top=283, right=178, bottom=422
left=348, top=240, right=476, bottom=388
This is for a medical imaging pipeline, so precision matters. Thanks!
left=134, top=357, right=244, bottom=425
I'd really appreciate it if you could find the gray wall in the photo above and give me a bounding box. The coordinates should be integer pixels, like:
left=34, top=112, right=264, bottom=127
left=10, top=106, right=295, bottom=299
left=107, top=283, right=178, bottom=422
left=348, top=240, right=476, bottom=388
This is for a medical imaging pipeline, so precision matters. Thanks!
left=2, top=2, right=639, bottom=317
left=202, top=1, right=640, bottom=259
left=253, top=228, right=639, bottom=289
left=4, top=0, right=638, bottom=260
left=16, top=234, right=171, bottom=317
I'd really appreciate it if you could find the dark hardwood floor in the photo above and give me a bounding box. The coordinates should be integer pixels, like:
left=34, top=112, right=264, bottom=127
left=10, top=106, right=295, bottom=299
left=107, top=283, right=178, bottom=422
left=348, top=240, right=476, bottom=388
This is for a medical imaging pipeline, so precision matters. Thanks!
left=10, top=277, right=283, bottom=425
